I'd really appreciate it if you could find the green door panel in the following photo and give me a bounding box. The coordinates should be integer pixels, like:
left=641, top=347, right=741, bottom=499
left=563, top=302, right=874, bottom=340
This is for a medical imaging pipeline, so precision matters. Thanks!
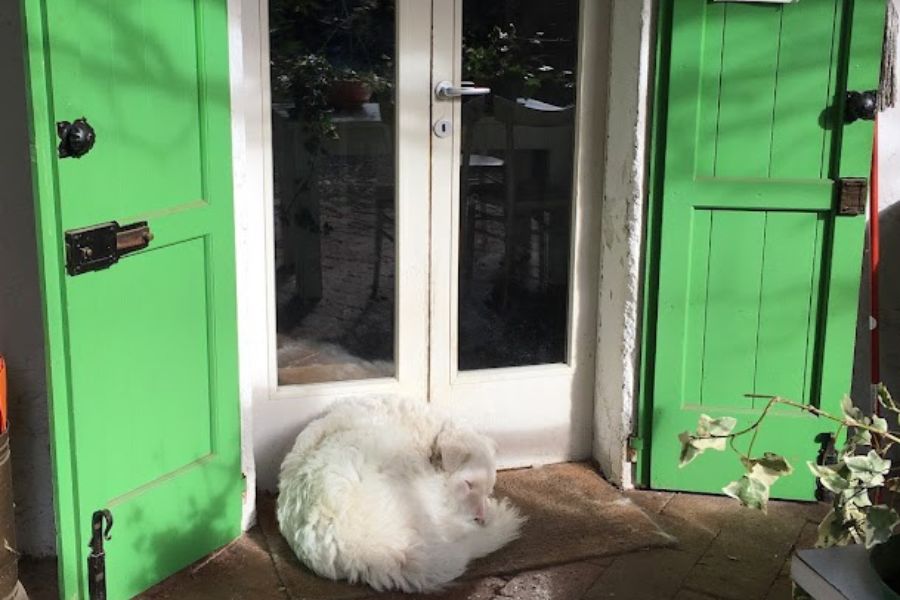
left=645, top=0, right=884, bottom=500
left=22, top=1, right=242, bottom=598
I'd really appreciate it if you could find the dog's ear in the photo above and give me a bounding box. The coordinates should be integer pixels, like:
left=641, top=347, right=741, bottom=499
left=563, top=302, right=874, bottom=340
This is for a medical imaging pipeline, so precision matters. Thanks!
left=432, top=427, right=472, bottom=473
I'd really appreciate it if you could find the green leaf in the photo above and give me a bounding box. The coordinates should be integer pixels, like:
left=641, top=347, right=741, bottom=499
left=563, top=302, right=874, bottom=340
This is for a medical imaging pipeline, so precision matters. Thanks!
left=678, top=431, right=727, bottom=467
left=862, top=506, right=900, bottom=549
left=844, top=451, right=891, bottom=488
left=841, top=395, right=864, bottom=422
left=723, top=475, right=770, bottom=512
left=808, top=462, right=851, bottom=493
left=696, top=414, right=738, bottom=437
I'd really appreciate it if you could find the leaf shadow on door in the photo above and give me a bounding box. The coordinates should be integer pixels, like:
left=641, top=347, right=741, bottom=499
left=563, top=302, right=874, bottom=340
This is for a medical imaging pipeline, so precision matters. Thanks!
left=115, top=464, right=242, bottom=597
left=44, top=0, right=233, bottom=153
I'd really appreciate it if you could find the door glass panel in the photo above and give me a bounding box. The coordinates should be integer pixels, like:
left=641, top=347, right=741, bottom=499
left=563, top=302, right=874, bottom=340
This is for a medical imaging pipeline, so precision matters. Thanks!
left=458, top=0, right=579, bottom=370
left=269, top=0, right=396, bottom=385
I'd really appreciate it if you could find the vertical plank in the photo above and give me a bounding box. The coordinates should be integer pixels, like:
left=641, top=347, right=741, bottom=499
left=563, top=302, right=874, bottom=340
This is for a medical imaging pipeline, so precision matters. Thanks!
left=714, top=4, right=783, bottom=178
left=769, top=0, right=841, bottom=180
left=753, top=212, right=820, bottom=406
left=700, top=210, right=766, bottom=408
left=681, top=209, right=712, bottom=406
left=694, top=3, right=726, bottom=178
left=802, top=216, right=825, bottom=407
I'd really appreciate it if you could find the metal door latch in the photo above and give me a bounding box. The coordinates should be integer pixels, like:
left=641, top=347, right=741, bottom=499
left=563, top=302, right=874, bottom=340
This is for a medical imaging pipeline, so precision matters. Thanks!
left=837, top=177, right=868, bottom=216
left=65, top=221, right=153, bottom=276
left=88, top=509, right=113, bottom=600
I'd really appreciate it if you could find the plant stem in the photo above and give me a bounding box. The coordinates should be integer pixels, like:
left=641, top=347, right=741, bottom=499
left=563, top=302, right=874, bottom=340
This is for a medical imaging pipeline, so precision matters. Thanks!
left=745, top=397, right=778, bottom=458
left=701, top=395, right=900, bottom=447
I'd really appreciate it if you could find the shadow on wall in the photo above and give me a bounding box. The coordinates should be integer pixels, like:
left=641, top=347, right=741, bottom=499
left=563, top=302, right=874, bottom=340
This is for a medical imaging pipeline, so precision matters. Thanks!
left=0, top=1, right=56, bottom=557
left=852, top=200, right=900, bottom=408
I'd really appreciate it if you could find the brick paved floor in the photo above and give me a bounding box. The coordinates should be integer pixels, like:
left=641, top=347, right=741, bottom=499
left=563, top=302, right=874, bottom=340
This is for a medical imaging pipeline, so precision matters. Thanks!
left=21, top=466, right=826, bottom=600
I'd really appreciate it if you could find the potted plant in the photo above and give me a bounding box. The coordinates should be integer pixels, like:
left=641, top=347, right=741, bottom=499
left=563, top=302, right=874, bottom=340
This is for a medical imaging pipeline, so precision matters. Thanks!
left=678, top=384, right=900, bottom=597
left=462, top=23, right=575, bottom=102
left=268, top=0, right=394, bottom=224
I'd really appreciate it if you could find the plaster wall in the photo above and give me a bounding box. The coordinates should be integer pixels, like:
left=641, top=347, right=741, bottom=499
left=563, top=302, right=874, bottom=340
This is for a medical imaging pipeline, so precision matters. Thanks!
left=592, top=0, right=654, bottom=488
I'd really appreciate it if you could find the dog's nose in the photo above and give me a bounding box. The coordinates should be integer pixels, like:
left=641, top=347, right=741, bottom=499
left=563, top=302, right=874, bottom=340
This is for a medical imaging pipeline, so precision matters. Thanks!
left=474, top=516, right=485, bottom=525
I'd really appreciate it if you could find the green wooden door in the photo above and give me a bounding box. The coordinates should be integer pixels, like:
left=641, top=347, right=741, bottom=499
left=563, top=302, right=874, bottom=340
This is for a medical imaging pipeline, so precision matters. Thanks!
left=645, top=0, right=884, bottom=500
left=22, top=1, right=242, bottom=597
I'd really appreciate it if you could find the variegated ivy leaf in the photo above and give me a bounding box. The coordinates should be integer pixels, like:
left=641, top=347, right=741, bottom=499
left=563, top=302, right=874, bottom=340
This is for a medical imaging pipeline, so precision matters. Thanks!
left=840, top=395, right=864, bottom=422
left=723, top=475, right=769, bottom=512
left=808, top=462, right=851, bottom=493
left=816, top=509, right=855, bottom=548
left=678, top=414, right=736, bottom=467
left=847, top=427, right=872, bottom=447
left=678, top=431, right=727, bottom=467
left=741, top=453, right=793, bottom=487
left=844, top=451, right=891, bottom=488
left=878, top=384, right=900, bottom=415
left=862, top=505, right=900, bottom=549
left=696, top=414, right=738, bottom=438
left=840, top=486, right=873, bottom=510
left=870, top=414, right=889, bottom=434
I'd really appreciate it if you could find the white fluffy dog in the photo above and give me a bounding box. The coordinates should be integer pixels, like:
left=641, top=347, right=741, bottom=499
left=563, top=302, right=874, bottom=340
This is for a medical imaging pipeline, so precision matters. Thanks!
left=276, top=396, right=525, bottom=592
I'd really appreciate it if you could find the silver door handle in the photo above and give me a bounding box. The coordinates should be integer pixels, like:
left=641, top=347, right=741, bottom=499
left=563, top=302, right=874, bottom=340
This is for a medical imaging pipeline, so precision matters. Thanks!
left=435, top=80, right=491, bottom=99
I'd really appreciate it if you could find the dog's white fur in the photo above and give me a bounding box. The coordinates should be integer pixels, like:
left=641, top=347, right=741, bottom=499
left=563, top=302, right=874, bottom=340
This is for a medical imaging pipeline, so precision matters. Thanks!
left=276, top=396, right=525, bottom=592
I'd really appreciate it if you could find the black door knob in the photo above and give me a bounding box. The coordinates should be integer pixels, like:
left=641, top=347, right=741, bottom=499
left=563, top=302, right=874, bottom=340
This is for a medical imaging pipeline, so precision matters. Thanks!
left=57, top=117, right=96, bottom=159
left=845, top=90, right=878, bottom=123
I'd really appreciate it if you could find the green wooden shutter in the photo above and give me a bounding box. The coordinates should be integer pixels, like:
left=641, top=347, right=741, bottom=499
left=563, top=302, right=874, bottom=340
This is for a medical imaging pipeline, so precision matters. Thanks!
left=22, top=0, right=243, bottom=597
left=643, top=0, right=884, bottom=500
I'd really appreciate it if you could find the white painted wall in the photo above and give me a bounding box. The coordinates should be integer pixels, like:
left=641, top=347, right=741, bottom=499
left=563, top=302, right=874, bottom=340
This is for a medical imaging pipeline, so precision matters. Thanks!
left=592, top=0, right=654, bottom=488
left=228, top=0, right=260, bottom=531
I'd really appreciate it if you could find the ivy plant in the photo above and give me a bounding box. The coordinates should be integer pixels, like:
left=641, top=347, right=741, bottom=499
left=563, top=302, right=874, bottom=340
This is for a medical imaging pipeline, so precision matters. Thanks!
left=679, top=384, right=900, bottom=549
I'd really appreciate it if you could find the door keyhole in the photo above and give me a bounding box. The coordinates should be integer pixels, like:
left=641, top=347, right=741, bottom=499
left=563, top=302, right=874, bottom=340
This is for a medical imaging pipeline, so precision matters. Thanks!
left=433, top=119, right=452, bottom=138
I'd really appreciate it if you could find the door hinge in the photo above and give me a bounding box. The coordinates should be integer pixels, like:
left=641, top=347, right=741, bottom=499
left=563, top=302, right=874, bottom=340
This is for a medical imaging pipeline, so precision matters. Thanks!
left=814, top=432, right=838, bottom=501
left=626, top=435, right=643, bottom=463
left=837, top=177, right=868, bottom=216
left=88, top=509, right=114, bottom=600
left=65, top=221, right=153, bottom=276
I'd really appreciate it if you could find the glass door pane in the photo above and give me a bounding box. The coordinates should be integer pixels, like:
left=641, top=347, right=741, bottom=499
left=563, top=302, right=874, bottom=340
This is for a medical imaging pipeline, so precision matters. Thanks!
left=457, top=0, right=580, bottom=370
left=269, top=0, right=396, bottom=385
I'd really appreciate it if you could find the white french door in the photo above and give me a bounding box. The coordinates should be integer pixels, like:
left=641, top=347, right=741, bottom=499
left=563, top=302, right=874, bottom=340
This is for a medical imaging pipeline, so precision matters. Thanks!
left=250, top=0, right=602, bottom=478
left=428, top=0, right=601, bottom=466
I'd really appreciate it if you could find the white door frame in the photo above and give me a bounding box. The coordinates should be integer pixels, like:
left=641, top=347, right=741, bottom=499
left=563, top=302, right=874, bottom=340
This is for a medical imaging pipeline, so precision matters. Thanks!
left=230, top=0, right=650, bottom=496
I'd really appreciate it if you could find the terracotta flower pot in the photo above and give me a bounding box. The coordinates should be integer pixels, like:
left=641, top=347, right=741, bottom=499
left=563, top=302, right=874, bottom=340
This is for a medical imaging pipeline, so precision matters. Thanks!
left=327, top=80, right=372, bottom=110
